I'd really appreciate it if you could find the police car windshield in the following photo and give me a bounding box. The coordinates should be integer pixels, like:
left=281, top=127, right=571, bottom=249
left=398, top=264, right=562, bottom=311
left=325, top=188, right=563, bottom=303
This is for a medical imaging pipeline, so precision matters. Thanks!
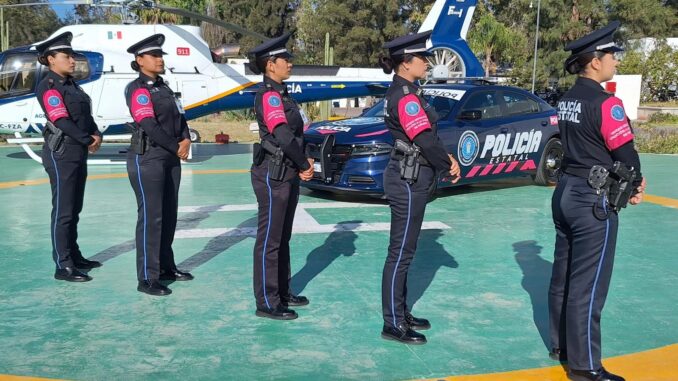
left=361, top=96, right=459, bottom=120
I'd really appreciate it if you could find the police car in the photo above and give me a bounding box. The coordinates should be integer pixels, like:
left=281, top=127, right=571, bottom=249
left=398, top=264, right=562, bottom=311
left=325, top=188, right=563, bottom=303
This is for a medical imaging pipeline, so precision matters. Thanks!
left=302, top=81, right=563, bottom=196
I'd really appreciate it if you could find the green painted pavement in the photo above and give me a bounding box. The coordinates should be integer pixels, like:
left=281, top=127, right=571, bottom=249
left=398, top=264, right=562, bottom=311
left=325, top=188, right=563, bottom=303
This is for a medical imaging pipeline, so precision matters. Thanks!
left=0, top=145, right=676, bottom=380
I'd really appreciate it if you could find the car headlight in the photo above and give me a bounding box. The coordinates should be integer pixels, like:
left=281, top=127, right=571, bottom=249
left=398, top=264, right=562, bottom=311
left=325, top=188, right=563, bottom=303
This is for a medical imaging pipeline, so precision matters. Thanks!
left=350, top=143, right=393, bottom=156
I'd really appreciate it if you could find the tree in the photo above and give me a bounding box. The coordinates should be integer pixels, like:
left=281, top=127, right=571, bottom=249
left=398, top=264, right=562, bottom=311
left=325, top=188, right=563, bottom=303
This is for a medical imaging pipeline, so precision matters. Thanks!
left=65, top=4, right=120, bottom=24
left=0, top=0, right=62, bottom=49
left=137, top=0, right=206, bottom=25
left=297, top=0, right=420, bottom=67
left=618, top=40, right=678, bottom=102
left=608, top=0, right=678, bottom=40
left=199, top=0, right=296, bottom=54
left=468, top=11, right=527, bottom=76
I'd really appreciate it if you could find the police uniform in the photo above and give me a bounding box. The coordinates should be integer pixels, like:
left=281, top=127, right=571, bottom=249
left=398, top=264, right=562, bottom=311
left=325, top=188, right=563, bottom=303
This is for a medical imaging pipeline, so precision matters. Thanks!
left=35, top=32, right=102, bottom=282
left=379, top=32, right=455, bottom=344
left=125, top=34, right=194, bottom=296
left=248, top=33, right=311, bottom=320
left=548, top=22, right=642, bottom=381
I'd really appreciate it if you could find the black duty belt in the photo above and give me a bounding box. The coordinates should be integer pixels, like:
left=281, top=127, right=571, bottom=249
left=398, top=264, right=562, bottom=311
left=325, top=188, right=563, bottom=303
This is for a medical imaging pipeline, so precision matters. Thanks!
left=563, top=166, right=591, bottom=179
left=391, top=151, right=432, bottom=167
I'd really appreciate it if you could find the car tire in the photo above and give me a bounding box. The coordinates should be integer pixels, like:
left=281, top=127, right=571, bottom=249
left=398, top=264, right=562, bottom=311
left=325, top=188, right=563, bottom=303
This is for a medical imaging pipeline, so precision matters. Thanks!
left=533, top=138, right=563, bottom=186
left=189, top=128, right=201, bottom=143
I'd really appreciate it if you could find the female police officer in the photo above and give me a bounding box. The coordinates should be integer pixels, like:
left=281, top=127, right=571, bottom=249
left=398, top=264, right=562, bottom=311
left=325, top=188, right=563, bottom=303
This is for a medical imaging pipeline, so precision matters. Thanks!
left=36, top=32, right=103, bottom=282
left=125, top=34, right=194, bottom=296
left=548, top=21, right=646, bottom=381
left=378, top=31, right=461, bottom=344
left=247, top=33, right=314, bottom=320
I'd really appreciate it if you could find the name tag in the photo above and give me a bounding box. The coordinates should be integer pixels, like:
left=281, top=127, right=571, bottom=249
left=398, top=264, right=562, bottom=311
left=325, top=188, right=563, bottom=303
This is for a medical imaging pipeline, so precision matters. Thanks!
left=299, top=107, right=311, bottom=130
left=174, top=97, right=185, bottom=114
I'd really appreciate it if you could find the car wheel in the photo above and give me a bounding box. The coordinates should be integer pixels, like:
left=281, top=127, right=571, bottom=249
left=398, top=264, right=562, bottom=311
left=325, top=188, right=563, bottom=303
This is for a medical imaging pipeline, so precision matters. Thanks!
left=533, top=138, right=563, bottom=186
left=189, top=128, right=201, bottom=143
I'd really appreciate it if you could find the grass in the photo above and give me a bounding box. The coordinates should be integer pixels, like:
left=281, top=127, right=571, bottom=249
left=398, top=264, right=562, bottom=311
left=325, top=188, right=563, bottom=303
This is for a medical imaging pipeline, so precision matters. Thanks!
left=634, top=115, right=678, bottom=154
left=641, top=101, right=678, bottom=107
left=189, top=120, right=258, bottom=143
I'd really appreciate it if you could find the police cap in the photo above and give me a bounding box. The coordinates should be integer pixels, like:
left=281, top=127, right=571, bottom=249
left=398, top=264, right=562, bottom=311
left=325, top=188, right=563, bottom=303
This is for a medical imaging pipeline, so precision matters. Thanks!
left=565, top=21, right=624, bottom=56
left=127, top=34, right=168, bottom=56
left=35, top=32, right=74, bottom=57
left=247, top=32, right=294, bottom=61
left=383, top=31, right=433, bottom=57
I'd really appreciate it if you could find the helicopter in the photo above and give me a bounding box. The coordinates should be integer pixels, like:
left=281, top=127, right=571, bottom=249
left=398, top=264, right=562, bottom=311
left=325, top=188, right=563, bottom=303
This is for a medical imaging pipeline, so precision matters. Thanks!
left=0, top=0, right=483, bottom=164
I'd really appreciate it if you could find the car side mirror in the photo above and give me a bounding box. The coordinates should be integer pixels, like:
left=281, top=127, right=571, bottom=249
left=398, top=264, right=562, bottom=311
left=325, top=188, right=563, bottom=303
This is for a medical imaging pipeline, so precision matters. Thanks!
left=458, top=110, right=482, bottom=121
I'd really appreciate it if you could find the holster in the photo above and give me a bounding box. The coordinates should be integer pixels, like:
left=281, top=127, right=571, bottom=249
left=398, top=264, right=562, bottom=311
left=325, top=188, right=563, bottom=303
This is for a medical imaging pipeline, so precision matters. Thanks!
left=130, top=127, right=148, bottom=155
left=43, top=121, right=65, bottom=154
left=393, top=139, right=421, bottom=184
left=588, top=161, right=637, bottom=213
left=606, top=161, right=637, bottom=212
left=261, top=139, right=286, bottom=181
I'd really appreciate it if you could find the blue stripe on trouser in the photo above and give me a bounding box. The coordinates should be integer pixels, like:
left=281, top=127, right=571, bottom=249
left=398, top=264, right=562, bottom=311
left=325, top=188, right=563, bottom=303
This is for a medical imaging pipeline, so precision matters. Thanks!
left=50, top=151, right=62, bottom=269
left=587, top=195, right=609, bottom=369
left=261, top=170, right=273, bottom=309
left=390, top=182, right=412, bottom=327
left=136, top=154, right=149, bottom=280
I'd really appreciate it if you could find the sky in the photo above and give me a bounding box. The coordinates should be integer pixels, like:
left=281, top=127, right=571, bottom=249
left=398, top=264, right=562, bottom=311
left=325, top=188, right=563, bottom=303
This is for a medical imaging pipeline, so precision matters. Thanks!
left=48, top=0, right=74, bottom=19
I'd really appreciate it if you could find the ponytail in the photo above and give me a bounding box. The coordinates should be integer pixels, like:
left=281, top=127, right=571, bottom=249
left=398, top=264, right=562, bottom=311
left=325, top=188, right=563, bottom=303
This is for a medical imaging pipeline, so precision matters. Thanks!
left=378, top=55, right=394, bottom=74
left=565, top=51, right=606, bottom=75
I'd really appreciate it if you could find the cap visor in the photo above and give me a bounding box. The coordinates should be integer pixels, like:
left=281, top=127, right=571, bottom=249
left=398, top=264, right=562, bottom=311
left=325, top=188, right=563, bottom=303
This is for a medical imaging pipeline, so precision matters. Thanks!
left=52, top=48, right=74, bottom=55
left=601, top=46, right=624, bottom=53
left=139, top=49, right=167, bottom=56
left=275, top=52, right=293, bottom=59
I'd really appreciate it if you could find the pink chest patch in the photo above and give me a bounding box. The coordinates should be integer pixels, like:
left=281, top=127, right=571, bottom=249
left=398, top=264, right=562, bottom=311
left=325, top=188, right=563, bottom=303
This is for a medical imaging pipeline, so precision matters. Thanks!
left=398, top=94, right=431, bottom=140
left=42, top=89, right=69, bottom=122
left=262, top=91, right=287, bottom=132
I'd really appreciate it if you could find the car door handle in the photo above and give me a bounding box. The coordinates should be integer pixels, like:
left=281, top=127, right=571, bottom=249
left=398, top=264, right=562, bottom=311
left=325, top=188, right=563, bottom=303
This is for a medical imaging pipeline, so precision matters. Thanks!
left=541, top=121, right=548, bottom=126
left=500, top=127, right=508, bottom=133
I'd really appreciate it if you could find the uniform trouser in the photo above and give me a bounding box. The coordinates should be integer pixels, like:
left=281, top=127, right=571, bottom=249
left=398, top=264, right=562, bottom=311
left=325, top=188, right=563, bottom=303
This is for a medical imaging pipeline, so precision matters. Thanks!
left=382, top=159, right=435, bottom=328
left=127, top=149, right=182, bottom=281
left=42, top=144, right=88, bottom=269
left=549, top=173, right=619, bottom=370
left=251, top=162, right=299, bottom=310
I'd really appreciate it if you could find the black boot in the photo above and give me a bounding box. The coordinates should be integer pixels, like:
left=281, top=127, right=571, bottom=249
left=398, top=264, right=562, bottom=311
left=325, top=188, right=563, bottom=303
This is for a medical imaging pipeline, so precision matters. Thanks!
left=137, top=280, right=172, bottom=296
left=381, top=322, right=427, bottom=345
left=405, top=311, right=431, bottom=330
left=255, top=305, right=298, bottom=320
left=72, top=257, right=102, bottom=269
left=54, top=267, right=92, bottom=282
left=281, top=294, right=309, bottom=307
left=159, top=269, right=194, bottom=281
left=568, top=367, right=625, bottom=381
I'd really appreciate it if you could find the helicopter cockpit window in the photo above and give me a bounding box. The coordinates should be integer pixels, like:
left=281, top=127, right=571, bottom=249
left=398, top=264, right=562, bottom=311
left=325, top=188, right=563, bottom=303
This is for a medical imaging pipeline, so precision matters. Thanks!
left=72, top=54, right=90, bottom=80
left=0, top=53, right=38, bottom=98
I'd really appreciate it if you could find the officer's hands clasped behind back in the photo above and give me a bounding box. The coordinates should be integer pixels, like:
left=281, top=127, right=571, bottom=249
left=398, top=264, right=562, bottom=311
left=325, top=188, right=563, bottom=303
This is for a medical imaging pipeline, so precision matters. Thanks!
left=448, top=154, right=461, bottom=182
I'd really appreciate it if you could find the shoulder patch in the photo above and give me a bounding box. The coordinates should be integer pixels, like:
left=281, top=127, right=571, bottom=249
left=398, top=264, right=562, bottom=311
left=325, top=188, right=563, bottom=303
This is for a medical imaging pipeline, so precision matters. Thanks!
left=397, top=94, right=431, bottom=140
left=42, top=89, right=69, bottom=122
left=404, top=101, right=421, bottom=116
left=601, top=97, right=633, bottom=150
left=136, top=93, right=150, bottom=105
left=610, top=104, right=625, bottom=121
left=261, top=91, right=287, bottom=132
left=130, top=88, right=155, bottom=123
